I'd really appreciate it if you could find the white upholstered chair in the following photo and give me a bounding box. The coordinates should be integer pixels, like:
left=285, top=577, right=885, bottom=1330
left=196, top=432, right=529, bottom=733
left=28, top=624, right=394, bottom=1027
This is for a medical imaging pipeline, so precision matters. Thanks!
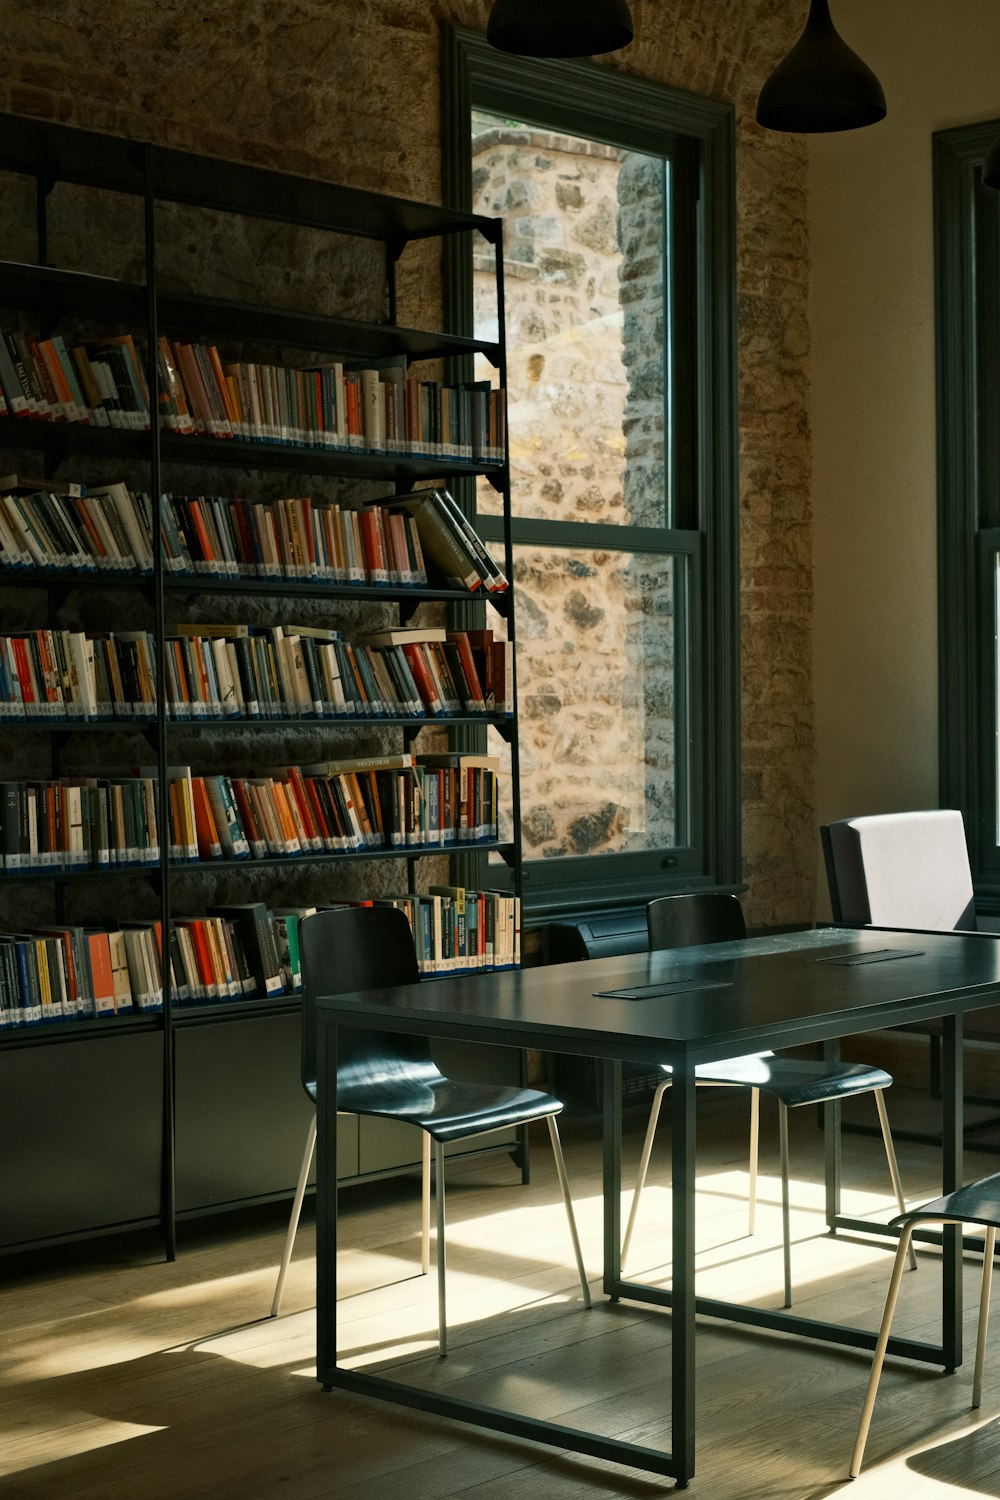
left=822, top=808, right=1000, bottom=1137
left=822, top=809, right=981, bottom=931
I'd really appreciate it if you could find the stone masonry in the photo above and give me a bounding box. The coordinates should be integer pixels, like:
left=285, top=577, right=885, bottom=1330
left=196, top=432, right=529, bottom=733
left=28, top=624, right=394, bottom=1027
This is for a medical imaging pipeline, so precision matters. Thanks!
left=471, top=122, right=676, bottom=862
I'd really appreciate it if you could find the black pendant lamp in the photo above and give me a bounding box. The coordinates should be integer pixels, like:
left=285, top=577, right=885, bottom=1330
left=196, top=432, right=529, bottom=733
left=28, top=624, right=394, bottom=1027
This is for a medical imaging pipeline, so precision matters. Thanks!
left=983, top=134, right=1000, bottom=190
left=756, top=0, right=886, bottom=134
left=486, top=0, right=633, bottom=58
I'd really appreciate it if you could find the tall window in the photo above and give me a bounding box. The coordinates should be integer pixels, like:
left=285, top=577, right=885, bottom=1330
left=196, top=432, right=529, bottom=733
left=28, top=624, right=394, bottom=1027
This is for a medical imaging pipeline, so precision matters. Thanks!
left=443, top=28, right=738, bottom=915
left=936, top=118, right=1000, bottom=906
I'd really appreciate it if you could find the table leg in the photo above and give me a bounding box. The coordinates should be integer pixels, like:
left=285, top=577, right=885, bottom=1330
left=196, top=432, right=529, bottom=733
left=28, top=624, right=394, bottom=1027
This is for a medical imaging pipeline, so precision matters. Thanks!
left=823, top=1038, right=842, bottom=1232
left=941, top=1013, right=964, bottom=1370
left=602, top=1059, right=622, bottom=1297
left=671, top=1059, right=697, bottom=1486
left=316, top=1021, right=339, bottom=1386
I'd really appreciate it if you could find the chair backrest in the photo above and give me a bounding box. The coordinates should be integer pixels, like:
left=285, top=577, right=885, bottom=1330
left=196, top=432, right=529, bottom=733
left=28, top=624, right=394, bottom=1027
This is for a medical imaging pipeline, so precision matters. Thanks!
left=299, top=905, right=424, bottom=1098
left=821, top=810, right=978, bottom=931
left=646, top=892, right=747, bottom=951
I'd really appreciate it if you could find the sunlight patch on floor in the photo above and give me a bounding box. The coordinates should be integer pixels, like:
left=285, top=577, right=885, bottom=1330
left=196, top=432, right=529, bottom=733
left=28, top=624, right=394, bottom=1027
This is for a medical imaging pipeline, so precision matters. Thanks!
left=620, top=1167, right=928, bottom=1290
left=0, top=1419, right=165, bottom=1478
left=844, top=1408, right=1000, bottom=1499
left=190, top=1314, right=315, bottom=1368
left=2, top=1267, right=288, bottom=1381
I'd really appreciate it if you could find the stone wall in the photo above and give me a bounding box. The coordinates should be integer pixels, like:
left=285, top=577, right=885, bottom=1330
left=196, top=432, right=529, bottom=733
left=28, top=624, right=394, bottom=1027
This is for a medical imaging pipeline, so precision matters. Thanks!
left=471, top=124, right=676, bottom=861
left=0, top=0, right=816, bottom=929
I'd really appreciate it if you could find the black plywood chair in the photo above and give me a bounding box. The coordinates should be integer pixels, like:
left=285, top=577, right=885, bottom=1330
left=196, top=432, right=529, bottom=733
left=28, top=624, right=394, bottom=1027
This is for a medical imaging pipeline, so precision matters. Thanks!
left=621, top=892, right=915, bottom=1306
left=850, top=1173, right=1000, bottom=1476
left=271, top=904, right=591, bottom=1354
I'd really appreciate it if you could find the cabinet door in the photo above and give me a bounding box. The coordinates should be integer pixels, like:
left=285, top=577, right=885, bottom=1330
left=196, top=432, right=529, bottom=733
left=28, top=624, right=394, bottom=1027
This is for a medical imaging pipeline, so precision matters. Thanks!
left=0, top=1032, right=163, bottom=1247
left=174, top=1013, right=358, bottom=1213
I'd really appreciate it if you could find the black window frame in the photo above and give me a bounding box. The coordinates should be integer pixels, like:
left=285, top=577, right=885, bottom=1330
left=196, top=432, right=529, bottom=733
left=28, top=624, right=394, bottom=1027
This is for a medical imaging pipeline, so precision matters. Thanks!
left=441, top=25, right=739, bottom=918
left=936, top=116, right=1000, bottom=907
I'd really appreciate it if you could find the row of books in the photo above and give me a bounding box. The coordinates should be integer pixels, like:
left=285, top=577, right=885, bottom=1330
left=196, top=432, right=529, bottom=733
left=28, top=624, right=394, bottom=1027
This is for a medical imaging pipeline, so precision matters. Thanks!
left=164, top=618, right=512, bottom=717
left=370, top=889, right=521, bottom=980
left=162, top=623, right=512, bottom=721
left=0, top=890, right=521, bottom=1028
left=0, top=328, right=507, bottom=461
left=159, top=346, right=508, bottom=463
left=0, top=776, right=160, bottom=873
left=0, top=623, right=512, bottom=721
left=0, top=479, right=509, bottom=594
left=161, top=755, right=501, bottom=860
left=0, top=920, right=169, bottom=1026
left=0, top=909, right=295, bottom=1024
left=163, top=487, right=510, bottom=594
left=0, top=754, right=502, bottom=873
left=0, top=478, right=150, bottom=574
left=0, top=627, right=156, bottom=723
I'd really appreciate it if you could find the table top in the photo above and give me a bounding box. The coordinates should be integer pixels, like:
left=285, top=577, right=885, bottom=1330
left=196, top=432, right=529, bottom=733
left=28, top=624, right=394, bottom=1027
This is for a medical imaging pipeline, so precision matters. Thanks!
left=315, top=927, right=1000, bottom=1066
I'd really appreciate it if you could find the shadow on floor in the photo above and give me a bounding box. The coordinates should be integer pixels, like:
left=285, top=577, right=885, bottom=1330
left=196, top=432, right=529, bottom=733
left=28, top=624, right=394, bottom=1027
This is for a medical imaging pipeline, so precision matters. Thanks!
left=907, top=1416, right=1000, bottom=1494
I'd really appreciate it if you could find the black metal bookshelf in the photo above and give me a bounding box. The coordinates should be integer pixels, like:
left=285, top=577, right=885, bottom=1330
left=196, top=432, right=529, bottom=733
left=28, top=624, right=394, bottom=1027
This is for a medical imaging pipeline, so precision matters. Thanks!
left=0, top=112, right=520, bottom=1256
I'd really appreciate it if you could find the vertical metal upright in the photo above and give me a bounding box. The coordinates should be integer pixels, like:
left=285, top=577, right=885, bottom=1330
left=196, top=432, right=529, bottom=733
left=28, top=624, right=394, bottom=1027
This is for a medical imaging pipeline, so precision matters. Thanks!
left=492, top=219, right=522, bottom=908
left=941, top=1012, right=965, bottom=1368
left=142, top=145, right=176, bottom=1261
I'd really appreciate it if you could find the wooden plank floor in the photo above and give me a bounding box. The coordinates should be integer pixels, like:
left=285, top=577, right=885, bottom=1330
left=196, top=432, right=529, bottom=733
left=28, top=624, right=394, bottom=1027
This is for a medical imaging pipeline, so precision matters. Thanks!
left=4, top=1088, right=1000, bottom=1498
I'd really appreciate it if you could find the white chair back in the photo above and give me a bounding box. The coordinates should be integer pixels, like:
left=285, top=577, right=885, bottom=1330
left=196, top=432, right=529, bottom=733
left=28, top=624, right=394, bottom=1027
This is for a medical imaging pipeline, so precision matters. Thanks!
left=823, top=809, right=977, bottom=931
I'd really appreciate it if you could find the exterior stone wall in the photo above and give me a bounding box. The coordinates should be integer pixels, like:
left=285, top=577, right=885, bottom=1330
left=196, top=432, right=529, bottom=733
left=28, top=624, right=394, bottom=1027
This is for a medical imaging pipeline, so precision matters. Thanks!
left=472, top=124, right=628, bottom=523
left=0, top=0, right=816, bottom=929
left=618, top=154, right=669, bottom=529
left=471, top=124, right=676, bottom=861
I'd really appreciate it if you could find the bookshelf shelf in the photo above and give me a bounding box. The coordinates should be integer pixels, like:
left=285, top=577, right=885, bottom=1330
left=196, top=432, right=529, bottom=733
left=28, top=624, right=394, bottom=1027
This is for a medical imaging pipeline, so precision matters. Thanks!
left=0, top=111, right=520, bottom=1257
left=0, top=1011, right=162, bottom=1049
left=0, top=716, right=158, bottom=730
left=162, top=573, right=512, bottom=618
left=0, top=839, right=509, bottom=883
left=0, top=567, right=511, bottom=618
left=170, top=997, right=305, bottom=1028
left=0, top=565, right=153, bottom=590
left=171, top=841, right=508, bottom=873
left=0, top=414, right=505, bottom=483
left=0, top=262, right=502, bottom=366
left=0, top=113, right=500, bottom=243
left=0, top=712, right=511, bottom=730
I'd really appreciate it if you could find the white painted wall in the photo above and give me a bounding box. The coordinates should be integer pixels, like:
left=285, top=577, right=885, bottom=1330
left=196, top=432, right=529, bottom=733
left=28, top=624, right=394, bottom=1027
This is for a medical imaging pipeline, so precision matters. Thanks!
left=810, top=0, right=1000, bottom=914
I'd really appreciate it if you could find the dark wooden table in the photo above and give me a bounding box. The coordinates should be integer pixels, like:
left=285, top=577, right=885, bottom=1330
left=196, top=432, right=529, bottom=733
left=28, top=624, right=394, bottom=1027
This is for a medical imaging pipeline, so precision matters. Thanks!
left=315, top=927, right=1000, bottom=1487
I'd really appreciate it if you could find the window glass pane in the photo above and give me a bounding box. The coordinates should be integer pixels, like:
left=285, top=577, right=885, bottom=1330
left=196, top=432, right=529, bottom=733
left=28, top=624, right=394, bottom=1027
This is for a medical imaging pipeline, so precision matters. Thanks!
left=509, top=544, right=686, bottom=858
left=471, top=112, right=670, bottom=528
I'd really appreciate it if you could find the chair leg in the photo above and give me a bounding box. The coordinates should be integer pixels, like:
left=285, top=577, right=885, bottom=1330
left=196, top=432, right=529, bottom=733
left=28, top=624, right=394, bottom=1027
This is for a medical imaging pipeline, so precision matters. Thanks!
left=421, top=1131, right=431, bottom=1276
left=973, top=1224, right=996, bottom=1408
left=545, top=1115, right=592, bottom=1308
left=873, top=1090, right=917, bottom=1273
left=271, top=1113, right=317, bottom=1318
left=621, top=1078, right=671, bottom=1269
left=779, top=1102, right=793, bottom=1308
left=434, top=1138, right=447, bottom=1358
left=748, top=1087, right=760, bottom=1236
left=850, top=1223, right=918, bottom=1477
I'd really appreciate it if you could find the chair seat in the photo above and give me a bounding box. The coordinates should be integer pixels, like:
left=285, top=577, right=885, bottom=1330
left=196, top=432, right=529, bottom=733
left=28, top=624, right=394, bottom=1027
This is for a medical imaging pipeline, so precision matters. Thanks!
left=272, top=905, right=591, bottom=1347
left=627, top=893, right=911, bottom=1311
left=337, top=1073, right=563, bottom=1143
left=660, top=1055, right=893, bottom=1108
left=851, top=1168, right=1000, bottom=1476
left=891, top=1171, right=1000, bottom=1231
